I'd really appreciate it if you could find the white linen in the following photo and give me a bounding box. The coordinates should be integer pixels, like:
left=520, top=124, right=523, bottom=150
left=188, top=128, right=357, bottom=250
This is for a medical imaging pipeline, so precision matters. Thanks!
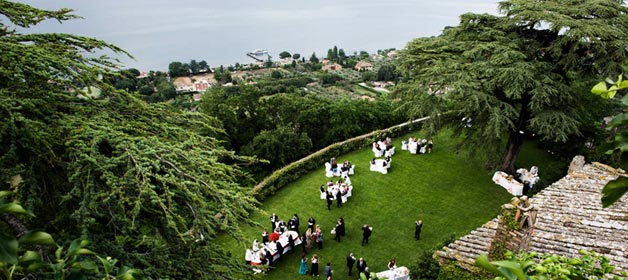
left=369, top=159, right=390, bottom=174
left=376, top=266, right=410, bottom=280
left=492, top=171, right=523, bottom=196
left=249, top=231, right=302, bottom=265
left=408, top=141, right=418, bottom=154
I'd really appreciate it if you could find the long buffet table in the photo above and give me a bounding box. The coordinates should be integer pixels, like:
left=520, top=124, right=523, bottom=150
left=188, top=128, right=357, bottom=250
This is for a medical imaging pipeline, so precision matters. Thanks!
left=249, top=231, right=302, bottom=265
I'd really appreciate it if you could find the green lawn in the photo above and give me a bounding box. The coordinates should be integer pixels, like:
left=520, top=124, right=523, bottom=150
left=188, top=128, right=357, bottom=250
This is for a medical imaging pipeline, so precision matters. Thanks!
left=218, top=130, right=561, bottom=279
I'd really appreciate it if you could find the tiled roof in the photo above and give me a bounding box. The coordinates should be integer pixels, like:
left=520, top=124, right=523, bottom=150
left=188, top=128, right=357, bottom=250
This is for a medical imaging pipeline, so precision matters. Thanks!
left=435, top=158, right=628, bottom=276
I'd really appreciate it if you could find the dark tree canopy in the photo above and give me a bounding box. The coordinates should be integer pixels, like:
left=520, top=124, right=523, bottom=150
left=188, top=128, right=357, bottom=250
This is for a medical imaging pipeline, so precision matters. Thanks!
left=0, top=1, right=258, bottom=278
left=397, top=0, right=628, bottom=172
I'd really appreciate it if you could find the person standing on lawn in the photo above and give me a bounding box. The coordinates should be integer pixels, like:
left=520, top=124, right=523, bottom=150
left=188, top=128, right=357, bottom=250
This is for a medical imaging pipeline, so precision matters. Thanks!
left=415, top=220, right=423, bottom=240
left=346, top=252, right=356, bottom=276
left=361, top=224, right=372, bottom=246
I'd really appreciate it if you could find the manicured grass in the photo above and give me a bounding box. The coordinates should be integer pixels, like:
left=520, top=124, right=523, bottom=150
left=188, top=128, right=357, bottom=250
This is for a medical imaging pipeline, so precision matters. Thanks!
left=218, top=130, right=560, bottom=279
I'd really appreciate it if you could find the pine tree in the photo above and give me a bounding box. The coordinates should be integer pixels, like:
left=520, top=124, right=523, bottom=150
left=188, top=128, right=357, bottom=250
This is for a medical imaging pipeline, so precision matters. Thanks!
left=0, top=1, right=258, bottom=278
left=398, top=0, right=628, bottom=172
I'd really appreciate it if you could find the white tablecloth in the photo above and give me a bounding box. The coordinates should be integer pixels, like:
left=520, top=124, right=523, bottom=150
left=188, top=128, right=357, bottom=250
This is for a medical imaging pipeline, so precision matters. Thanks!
left=492, top=171, right=523, bottom=196
left=370, top=159, right=390, bottom=174
left=249, top=231, right=302, bottom=265
left=376, top=266, right=410, bottom=280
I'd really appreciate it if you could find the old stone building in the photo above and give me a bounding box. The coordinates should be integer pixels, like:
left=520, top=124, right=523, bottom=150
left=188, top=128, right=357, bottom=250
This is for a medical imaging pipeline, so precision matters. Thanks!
left=435, top=156, right=628, bottom=277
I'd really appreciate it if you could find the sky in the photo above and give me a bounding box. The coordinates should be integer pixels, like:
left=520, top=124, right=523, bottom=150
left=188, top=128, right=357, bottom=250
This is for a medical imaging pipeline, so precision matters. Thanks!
left=13, top=0, right=499, bottom=71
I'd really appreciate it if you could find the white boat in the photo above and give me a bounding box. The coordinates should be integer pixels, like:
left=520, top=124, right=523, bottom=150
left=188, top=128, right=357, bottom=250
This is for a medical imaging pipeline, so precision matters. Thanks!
left=249, top=49, right=268, bottom=56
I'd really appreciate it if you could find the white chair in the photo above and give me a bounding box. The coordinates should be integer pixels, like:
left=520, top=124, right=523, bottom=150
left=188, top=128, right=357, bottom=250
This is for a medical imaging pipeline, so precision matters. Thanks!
left=349, top=164, right=355, bottom=175
left=373, top=147, right=383, bottom=157
left=409, top=142, right=418, bottom=154
left=344, top=176, right=352, bottom=186
left=320, top=189, right=327, bottom=200
left=401, top=140, right=408, bottom=150
left=324, top=162, right=334, bottom=177
left=385, top=146, right=395, bottom=157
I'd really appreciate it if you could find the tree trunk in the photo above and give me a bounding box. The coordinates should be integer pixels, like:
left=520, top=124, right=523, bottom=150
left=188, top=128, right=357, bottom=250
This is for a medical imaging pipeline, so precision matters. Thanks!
left=501, top=130, right=525, bottom=173
left=501, top=93, right=531, bottom=173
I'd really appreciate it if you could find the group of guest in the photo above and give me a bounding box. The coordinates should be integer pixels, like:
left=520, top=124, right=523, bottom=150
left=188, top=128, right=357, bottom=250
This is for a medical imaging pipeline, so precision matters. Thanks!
left=369, top=156, right=392, bottom=174
left=302, top=221, right=325, bottom=253
left=402, top=137, right=433, bottom=154
left=320, top=177, right=353, bottom=210
left=372, top=137, right=395, bottom=158
left=246, top=230, right=299, bottom=268
left=326, top=157, right=355, bottom=177
left=346, top=254, right=372, bottom=279
left=247, top=213, right=303, bottom=269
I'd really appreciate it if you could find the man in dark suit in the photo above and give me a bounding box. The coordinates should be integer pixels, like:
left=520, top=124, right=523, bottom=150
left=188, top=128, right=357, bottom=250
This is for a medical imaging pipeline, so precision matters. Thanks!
left=270, top=213, right=278, bottom=232
left=293, top=214, right=300, bottom=233
left=415, top=220, right=423, bottom=240
left=335, top=190, right=342, bottom=208
left=326, top=191, right=333, bottom=210
left=308, top=217, right=316, bottom=232
left=356, top=258, right=367, bottom=276
left=361, top=224, right=372, bottom=246
left=325, top=263, right=332, bottom=279
left=338, top=217, right=346, bottom=237
left=346, top=253, right=356, bottom=276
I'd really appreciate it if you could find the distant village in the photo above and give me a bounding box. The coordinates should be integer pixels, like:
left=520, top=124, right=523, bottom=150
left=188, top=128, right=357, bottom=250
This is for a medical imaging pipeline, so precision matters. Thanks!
left=139, top=48, right=400, bottom=103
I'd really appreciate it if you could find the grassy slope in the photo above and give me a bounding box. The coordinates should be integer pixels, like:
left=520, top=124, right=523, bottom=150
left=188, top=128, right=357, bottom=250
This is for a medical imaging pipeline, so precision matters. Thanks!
left=218, top=130, right=561, bottom=279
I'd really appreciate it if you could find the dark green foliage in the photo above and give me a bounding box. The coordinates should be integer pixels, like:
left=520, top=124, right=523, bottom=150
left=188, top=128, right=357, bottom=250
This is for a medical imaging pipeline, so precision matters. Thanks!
left=241, top=125, right=313, bottom=169
left=168, top=61, right=189, bottom=77
left=279, top=51, right=291, bottom=59
left=309, top=52, right=319, bottom=63
left=270, top=70, right=283, bottom=79
left=318, top=72, right=343, bottom=85
left=138, top=85, right=154, bottom=95
left=437, top=262, right=486, bottom=280
left=409, top=235, right=456, bottom=280
left=0, top=2, right=259, bottom=278
left=476, top=250, right=621, bottom=279
left=200, top=84, right=404, bottom=174
left=377, top=64, right=398, bottom=82
left=397, top=0, right=628, bottom=172
left=362, top=71, right=376, bottom=82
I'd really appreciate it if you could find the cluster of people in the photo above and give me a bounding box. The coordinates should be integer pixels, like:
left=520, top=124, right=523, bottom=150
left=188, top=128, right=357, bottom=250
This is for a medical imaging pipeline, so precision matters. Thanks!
left=372, top=137, right=395, bottom=158
left=320, top=177, right=353, bottom=210
left=246, top=213, right=304, bottom=269
left=369, top=156, right=392, bottom=174
left=346, top=254, right=375, bottom=279
left=326, top=157, right=355, bottom=177
left=246, top=229, right=300, bottom=269
left=246, top=143, right=427, bottom=278
left=402, top=137, right=433, bottom=154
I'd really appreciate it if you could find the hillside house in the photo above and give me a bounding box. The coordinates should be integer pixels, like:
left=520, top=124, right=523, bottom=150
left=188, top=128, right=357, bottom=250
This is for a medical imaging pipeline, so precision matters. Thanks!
left=193, top=80, right=211, bottom=92
left=322, top=63, right=342, bottom=71
left=355, top=61, right=374, bottom=71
